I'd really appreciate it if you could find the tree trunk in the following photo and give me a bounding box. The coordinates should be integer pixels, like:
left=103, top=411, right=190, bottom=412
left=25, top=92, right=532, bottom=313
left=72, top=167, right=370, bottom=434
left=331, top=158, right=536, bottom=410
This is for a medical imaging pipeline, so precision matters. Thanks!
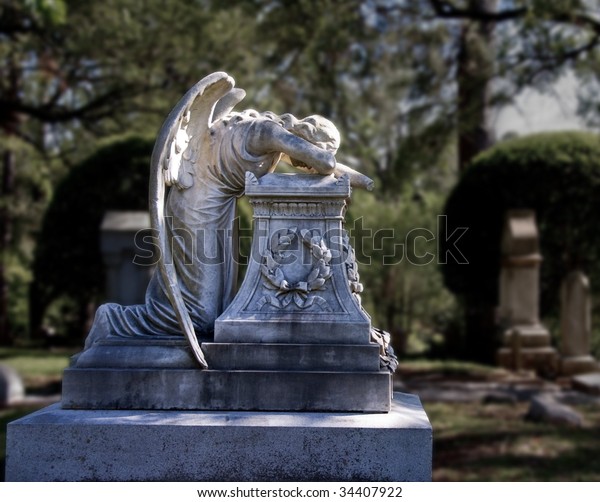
left=1, top=54, right=23, bottom=346
left=0, top=149, right=15, bottom=345
left=456, top=0, right=499, bottom=362
left=457, top=0, right=498, bottom=172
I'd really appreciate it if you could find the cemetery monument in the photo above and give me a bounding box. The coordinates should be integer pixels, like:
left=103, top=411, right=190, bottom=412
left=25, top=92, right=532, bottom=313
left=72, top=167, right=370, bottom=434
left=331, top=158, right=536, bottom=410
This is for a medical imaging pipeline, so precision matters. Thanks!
left=496, top=209, right=558, bottom=375
left=560, top=270, right=599, bottom=376
left=100, top=211, right=154, bottom=306
left=6, top=72, right=432, bottom=481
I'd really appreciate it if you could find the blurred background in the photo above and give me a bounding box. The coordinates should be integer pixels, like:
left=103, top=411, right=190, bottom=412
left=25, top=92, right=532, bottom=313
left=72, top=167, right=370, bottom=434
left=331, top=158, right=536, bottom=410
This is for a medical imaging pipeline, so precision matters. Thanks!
left=2, top=0, right=600, bottom=481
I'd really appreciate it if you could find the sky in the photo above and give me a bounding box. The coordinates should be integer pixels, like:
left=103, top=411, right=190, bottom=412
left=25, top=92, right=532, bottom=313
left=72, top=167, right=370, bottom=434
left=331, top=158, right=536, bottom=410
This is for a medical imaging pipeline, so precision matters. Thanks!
left=493, top=71, right=589, bottom=140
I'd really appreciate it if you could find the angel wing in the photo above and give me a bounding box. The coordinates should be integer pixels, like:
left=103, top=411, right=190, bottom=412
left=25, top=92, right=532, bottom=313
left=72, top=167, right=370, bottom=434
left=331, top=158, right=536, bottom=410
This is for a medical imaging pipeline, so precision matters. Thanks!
left=149, top=72, right=244, bottom=369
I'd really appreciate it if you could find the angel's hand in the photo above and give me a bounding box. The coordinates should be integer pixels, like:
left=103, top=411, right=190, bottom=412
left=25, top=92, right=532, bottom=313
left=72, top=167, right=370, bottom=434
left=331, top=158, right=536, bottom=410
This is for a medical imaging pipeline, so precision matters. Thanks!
left=331, top=161, right=374, bottom=191
left=280, top=154, right=374, bottom=191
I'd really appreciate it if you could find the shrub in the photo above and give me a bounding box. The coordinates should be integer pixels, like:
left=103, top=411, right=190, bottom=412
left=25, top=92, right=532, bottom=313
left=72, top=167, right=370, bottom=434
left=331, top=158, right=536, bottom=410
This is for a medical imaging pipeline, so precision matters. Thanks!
left=31, top=137, right=153, bottom=340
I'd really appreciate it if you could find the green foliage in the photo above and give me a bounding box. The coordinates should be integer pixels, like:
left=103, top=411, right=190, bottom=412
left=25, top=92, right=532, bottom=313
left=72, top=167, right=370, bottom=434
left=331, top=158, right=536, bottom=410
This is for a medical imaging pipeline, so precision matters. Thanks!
left=349, top=187, right=459, bottom=356
left=23, top=0, right=67, bottom=25
left=0, top=347, right=70, bottom=385
left=0, top=0, right=262, bottom=154
left=441, top=131, right=600, bottom=353
left=217, top=0, right=456, bottom=190
left=31, top=137, right=153, bottom=336
left=0, top=137, right=56, bottom=339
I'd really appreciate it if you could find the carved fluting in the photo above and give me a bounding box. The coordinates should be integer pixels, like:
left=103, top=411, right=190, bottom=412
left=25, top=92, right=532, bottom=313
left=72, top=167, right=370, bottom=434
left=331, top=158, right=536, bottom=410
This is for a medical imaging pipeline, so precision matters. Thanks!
left=249, top=200, right=271, bottom=217
left=245, top=171, right=259, bottom=185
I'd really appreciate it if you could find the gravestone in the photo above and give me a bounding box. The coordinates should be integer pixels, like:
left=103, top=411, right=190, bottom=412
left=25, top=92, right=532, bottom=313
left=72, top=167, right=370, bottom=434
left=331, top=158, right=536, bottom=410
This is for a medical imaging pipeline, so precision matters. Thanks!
left=0, top=364, right=25, bottom=407
left=496, top=209, right=558, bottom=375
left=6, top=72, right=431, bottom=482
left=101, top=211, right=154, bottom=305
left=560, top=270, right=599, bottom=376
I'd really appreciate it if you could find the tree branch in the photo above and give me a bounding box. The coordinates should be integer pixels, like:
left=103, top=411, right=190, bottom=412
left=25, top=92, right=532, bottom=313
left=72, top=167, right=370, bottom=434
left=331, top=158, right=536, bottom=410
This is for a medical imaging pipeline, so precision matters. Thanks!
left=429, top=0, right=527, bottom=22
left=551, top=11, right=600, bottom=35
left=430, top=0, right=600, bottom=35
left=0, top=87, right=133, bottom=124
left=0, top=6, right=43, bottom=38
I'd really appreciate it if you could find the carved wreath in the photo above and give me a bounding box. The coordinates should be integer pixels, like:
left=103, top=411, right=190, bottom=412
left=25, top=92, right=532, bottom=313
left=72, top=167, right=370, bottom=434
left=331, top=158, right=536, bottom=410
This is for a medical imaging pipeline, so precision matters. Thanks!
left=257, top=228, right=333, bottom=311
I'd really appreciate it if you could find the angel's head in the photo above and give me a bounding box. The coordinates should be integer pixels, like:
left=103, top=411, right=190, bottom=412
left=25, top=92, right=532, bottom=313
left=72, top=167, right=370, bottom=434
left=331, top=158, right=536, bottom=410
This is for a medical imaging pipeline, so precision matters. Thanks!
left=280, top=114, right=340, bottom=154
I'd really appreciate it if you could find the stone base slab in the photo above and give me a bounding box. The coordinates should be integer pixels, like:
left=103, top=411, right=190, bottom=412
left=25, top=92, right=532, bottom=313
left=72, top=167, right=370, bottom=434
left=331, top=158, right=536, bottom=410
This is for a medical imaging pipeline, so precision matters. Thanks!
left=203, top=342, right=381, bottom=371
left=73, top=339, right=382, bottom=372
left=561, top=356, right=600, bottom=376
left=5, top=392, right=432, bottom=482
left=214, top=318, right=372, bottom=345
left=497, top=346, right=559, bottom=375
left=62, top=368, right=392, bottom=412
left=572, top=373, right=600, bottom=395
left=502, top=325, right=551, bottom=348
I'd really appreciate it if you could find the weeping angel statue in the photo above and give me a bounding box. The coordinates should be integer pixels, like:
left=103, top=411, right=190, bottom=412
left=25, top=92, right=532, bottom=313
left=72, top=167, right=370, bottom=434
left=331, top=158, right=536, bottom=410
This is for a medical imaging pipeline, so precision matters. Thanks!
left=84, top=72, right=373, bottom=368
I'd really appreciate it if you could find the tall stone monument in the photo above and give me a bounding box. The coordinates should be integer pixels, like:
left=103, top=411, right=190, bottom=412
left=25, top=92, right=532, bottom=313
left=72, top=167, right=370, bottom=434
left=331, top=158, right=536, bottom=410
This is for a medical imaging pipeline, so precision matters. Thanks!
left=560, top=270, right=599, bottom=376
left=6, top=72, right=432, bottom=481
left=496, top=209, right=558, bottom=375
left=100, top=211, right=154, bottom=305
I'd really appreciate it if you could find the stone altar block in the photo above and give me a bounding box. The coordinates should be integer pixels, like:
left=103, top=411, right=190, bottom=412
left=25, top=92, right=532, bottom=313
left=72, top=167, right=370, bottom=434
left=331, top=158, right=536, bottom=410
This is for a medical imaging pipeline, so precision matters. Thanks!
left=215, top=172, right=371, bottom=344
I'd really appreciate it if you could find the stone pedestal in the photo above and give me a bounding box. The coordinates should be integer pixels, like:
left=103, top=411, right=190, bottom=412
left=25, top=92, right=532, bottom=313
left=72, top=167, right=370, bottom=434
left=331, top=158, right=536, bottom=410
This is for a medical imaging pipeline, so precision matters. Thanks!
left=496, top=326, right=559, bottom=375
left=101, top=211, right=154, bottom=305
left=6, top=392, right=432, bottom=482
left=496, top=324, right=559, bottom=375
left=496, top=210, right=558, bottom=374
left=559, top=270, right=599, bottom=376
left=561, top=356, right=599, bottom=376
left=19, top=173, right=412, bottom=482
left=215, top=173, right=371, bottom=344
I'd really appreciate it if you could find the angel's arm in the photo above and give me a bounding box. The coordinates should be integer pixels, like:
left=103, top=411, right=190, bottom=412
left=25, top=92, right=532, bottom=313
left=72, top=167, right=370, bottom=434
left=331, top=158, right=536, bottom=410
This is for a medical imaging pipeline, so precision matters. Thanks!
left=246, top=120, right=336, bottom=175
left=280, top=154, right=374, bottom=191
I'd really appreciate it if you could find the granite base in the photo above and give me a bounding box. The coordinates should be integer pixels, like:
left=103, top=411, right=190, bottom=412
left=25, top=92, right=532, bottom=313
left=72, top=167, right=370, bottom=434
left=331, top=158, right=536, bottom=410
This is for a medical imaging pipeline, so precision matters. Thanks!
left=64, top=340, right=391, bottom=412
left=561, top=356, right=600, bottom=376
left=61, top=367, right=392, bottom=412
left=5, top=392, right=432, bottom=482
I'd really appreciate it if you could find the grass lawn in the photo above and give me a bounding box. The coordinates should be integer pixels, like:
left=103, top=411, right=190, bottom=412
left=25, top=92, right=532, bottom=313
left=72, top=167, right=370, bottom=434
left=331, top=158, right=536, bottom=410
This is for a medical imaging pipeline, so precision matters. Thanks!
left=402, top=359, right=600, bottom=481
left=0, top=347, right=72, bottom=392
left=427, top=401, right=600, bottom=481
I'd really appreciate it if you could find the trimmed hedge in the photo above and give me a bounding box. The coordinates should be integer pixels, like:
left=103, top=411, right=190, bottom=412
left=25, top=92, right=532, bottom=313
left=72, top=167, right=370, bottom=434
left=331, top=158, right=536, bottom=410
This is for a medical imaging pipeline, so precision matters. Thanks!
left=31, top=137, right=153, bottom=334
